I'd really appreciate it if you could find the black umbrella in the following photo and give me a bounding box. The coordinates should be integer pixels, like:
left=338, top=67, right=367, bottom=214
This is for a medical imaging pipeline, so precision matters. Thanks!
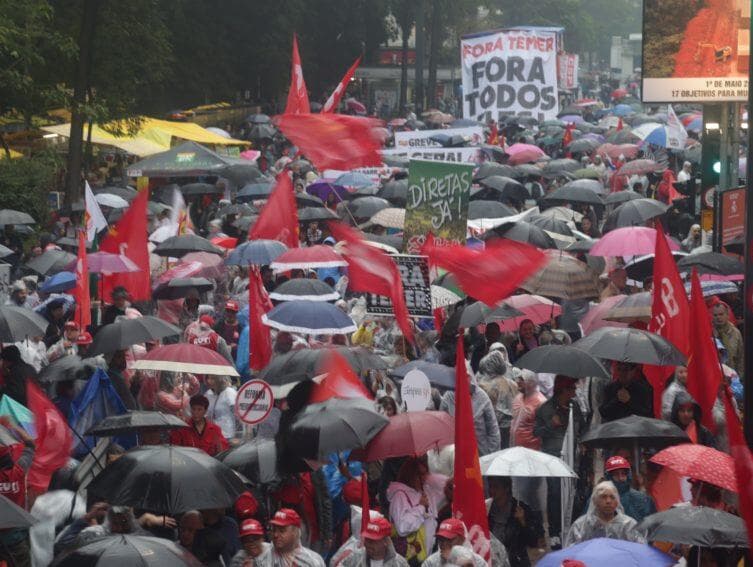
left=220, top=161, right=264, bottom=186
left=545, top=185, right=604, bottom=206
left=286, top=398, right=388, bottom=461
left=226, top=239, right=287, bottom=266
left=179, top=182, right=222, bottom=197
left=269, top=278, right=339, bottom=302
left=515, top=345, right=610, bottom=379
left=50, top=534, right=203, bottom=567
left=484, top=221, right=557, bottom=249
left=511, top=164, right=544, bottom=179
left=233, top=215, right=259, bottom=232
left=0, top=209, right=35, bottom=225
left=581, top=415, right=690, bottom=448
left=219, top=203, right=257, bottom=217
left=153, top=234, right=224, bottom=257
left=389, top=360, right=456, bottom=390
left=297, top=207, right=339, bottom=222
left=247, top=113, right=271, bottom=124
left=237, top=182, right=273, bottom=202
left=624, top=252, right=687, bottom=282
left=468, top=200, right=516, bottom=220
left=152, top=277, right=214, bottom=300
left=378, top=180, right=408, bottom=206
left=0, top=306, right=49, bottom=342
left=567, top=138, right=601, bottom=153
left=474, top=163, right=516, bottom=180
left=218, top=437, right=280, bottom=486
left=295, top=193, right=325, bottom=208
left=527, top=214, right=574, bottom=237
left=542, top=158, right=580, bottom=175
left=86, top=411, right=188, bottom=437
left=637, top=506, right=749, bottom=548
left=88, top=316, right=181, bottom=356
left=348, top=197, right=390, bottom=219
left=38, top=354, right=99, bottom=384
left=602, top=199, right=669, bottom=232
left=363, top=232, right=403, bottom=250
left=430, top=133, right=468, bottom=147
left=479, top=176, right=529, bottom=201
left=248, top=123, right=277, bottom=141
left=605, top=190, right=644, bottom=205
left=87, top=446, right=246, bottom=514
left=561, top=179, right=605, bottom=194
left=26, top=249, right=76, bottom=276
left=573, top=327, right=686, bottom=365
left=677, top=252, right=743, bottom=276
left=565, top=238, right=597, bottom=253
left=0, top=493, right=36, bottom=529
left=458, top=301, right=524, bottom=327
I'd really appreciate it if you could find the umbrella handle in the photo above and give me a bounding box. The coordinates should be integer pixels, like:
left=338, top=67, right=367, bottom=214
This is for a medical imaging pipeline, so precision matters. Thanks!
left=66, top=420, right=105, bottom=472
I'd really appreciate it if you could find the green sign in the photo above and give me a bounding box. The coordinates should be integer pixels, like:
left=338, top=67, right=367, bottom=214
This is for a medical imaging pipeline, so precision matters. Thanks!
left=403, top=159, right=472, bottom=253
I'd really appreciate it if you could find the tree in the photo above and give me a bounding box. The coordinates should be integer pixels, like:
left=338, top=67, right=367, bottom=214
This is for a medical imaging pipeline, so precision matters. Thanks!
left=389, top=0, right=414, bottom=114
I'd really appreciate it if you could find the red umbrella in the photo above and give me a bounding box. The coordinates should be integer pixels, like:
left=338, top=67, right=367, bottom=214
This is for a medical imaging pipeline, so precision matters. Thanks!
left=210, top=236, right=238, bottom=249
left=650, top=443, right=736, bottom=493
left=617, top=159, right=666, bottom=177
left=270, top=245, right=347, bottom=271
left=351, top=411, right=454, bottom=461
left=611, top=88, right=628, bottom=100
left=132, top=343, right=239, bottom=376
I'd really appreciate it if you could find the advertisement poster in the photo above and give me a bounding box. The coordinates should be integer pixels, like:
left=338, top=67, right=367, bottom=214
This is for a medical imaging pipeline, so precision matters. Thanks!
left=642, top=0, right=749, bottom=102
left=460, top=28, right=559, bottom=122
left=365, top=255, right=432, bottom=318
left=403, top=159, right=472, bottom=254
left=721, top=187, right=745, bottom=246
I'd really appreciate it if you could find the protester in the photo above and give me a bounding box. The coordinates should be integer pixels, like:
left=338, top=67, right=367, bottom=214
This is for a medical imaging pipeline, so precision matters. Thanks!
left=341, top=517, right=407, bottom=567
left=602, top=456, right=656, bottom=522
left=486, top=477, right=542, bottom=567
left=599, top=362, right=653, bottom=421
left=263, top=508, right=326, bottom=567
left=670, top=392, right=716, bottom=447
left=421, top=518, right=485, bottom=567
left=170, top=394, right=230, bottom=455
left=711, top=302, right=743, bottom=377
left=205, top=374, right=238, bottom=440
left=229, top=518, right=270, bottom=567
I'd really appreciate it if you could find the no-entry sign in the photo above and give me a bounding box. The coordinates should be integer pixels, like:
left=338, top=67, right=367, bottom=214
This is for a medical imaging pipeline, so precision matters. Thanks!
left=235, top=380, right=274, bottom=425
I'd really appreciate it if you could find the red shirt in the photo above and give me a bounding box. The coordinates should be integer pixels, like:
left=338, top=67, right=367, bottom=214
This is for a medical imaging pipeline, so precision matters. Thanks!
left=170, top=419, right=229, bottom=456
left=0, top=463, right=27, bottom=508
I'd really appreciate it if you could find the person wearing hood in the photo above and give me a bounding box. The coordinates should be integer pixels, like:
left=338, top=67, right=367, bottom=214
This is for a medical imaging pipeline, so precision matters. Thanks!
left=564, top=481, right=645, bottom=547
left=656, top=169, right=677, bottom=204
left=681, top=224, right=702, bottom=252
left=421, top=518, right=487, bottom=567
left=670, top=391, right=716, bottom=447
left=476, top=348, right=517, bottom=449
left=439, top=360, right=500, bottom=456
left=331, top=507, right=383, bottom=567
left=603, top=456, right=656, bottom=522
left=341, top=517, right=408, bottom=567
left=511, top=370, right=547, bottom=451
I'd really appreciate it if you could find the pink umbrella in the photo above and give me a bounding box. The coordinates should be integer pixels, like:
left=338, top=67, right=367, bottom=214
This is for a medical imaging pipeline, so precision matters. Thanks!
left=505, top=143, right=546, bottom=165
left=240, top=149, right=261, bottom=162
left=590, top=227, right=680, bottom=257
left=496, top=294, right=562, bottom=332
left=85, top=252, right=140, bottom=274
left=578, top=294, right=629, bottom=335
left=597, top=143, right=640, bottom=160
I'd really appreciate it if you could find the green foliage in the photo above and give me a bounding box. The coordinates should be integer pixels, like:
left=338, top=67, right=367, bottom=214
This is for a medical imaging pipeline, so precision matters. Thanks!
left=0, top=151, right=62, bottom=224
left=643, top=0, right=703, bottom=77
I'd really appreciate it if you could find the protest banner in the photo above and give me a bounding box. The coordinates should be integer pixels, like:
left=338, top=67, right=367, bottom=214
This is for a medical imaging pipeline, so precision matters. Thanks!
left=403, top=159, right=472, bottom=253
left=381, top=147, right=481, bottom=165
left=365, top=255, right=432, bottom=318
left=394, top=126, right=484, bottom=149
left=558, top=53, right=579, bottom=90
left=461, top=28, right=559, bottom=123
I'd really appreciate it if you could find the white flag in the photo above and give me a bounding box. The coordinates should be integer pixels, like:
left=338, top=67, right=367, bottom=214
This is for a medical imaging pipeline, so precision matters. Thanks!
left=666, top=104, right=688, bottom=150
left=560, top=403, right=576, bottom=539
left=84, top=181, right=108, bottom=242
left=169, top=187, right=192, bottom=235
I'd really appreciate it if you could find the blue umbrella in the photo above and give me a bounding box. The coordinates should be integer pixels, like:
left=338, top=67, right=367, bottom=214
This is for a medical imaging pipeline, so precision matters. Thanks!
left=611, top=104, right=636, bottom=117
left=226, top=240, right=287, bottom=266
left=40, top=271, right=76, bottom=293
left=388, top=360, right=456, bottom=390
left=684, top=279, right=739, bottom=298
left=236, top=182, right=273, bottom=202
left=685, top=115, right=702, bottom=132
left=261, top=300, right=356, bottom=335
left=335, top=172, right=374, bottom=189
left=537, top=538, right=674, bottom=567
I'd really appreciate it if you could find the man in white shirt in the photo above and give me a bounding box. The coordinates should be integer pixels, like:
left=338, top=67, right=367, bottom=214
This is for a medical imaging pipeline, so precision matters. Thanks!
left=677, top=161, right=693, bottom=183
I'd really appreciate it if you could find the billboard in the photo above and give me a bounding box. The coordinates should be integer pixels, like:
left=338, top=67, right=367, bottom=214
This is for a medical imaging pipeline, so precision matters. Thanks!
left=720, top=187, right=745, bottom=246
left=642, top=0, right=749, bottom=102
left=461, top=29, right=559, bottom=122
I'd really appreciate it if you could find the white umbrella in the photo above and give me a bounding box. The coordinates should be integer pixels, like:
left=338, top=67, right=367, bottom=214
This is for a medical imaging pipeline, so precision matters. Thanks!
left=480, top=446, right=577, bottom=478
left=431, top=285, right=462, bottom=309
left=369, top=207, right=405, bottom=229
left=205, top=127, right=231, bottom=139
left=537, top=206, right=583, bottom=224
left=94, top=193, right=129, bottom=209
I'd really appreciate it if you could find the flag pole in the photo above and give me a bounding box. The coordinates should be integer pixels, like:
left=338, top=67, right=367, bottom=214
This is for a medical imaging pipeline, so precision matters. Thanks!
left=744, top=0, right=753, bottom=449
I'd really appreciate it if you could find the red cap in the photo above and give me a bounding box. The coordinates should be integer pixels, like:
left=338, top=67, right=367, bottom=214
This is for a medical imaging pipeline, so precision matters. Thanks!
left=361, top=517, right=392, bottom=540
left=64, top=321, right=80, bottom=331
left=239, top=518, right=265, bottom=537
left=199, top=315, right=215, bottom=327
left=270, top=508, right=301, bottom=527
left=225, top=300, right=239, bottom=312
left=605, top=455, right=631, bottom=472
left=235, top=491, right=259, bottom=520
left=76, top=331, right=93, bottom=345
left=436, top=518, right=465, bottom=540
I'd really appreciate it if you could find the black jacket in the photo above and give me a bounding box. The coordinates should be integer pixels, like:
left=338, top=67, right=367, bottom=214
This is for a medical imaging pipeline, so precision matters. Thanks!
left=534, top=398, right=584, bottom=456
left=599, top=376, right=653, bottom=422
left=488, top=498, right=543, bottom=567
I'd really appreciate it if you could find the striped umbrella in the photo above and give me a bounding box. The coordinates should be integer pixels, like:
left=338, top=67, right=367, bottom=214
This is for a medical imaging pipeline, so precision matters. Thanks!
left=521, top=251, right=600, bottom=300
left=604, top=291, right=651, bottom=323
left=683, top=280, right=738, bottom=298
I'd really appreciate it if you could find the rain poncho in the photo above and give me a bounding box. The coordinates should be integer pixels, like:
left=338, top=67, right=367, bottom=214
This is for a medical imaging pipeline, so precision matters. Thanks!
left=256, top=542, right=326, bottom=567
left=340, top=539, right=408, bottom=567
left=510, top=370, right=547, bottom=450
left=330, top=506, right=383, bottom=567
left=605, top=470, right=656, bottom=523
left=565, top=482, right=645, bottom=547
left=386, top=473, right=447, bottom=555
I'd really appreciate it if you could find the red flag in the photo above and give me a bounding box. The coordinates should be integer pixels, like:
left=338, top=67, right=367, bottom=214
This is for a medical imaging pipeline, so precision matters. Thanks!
left=249, top=173, right=299, bottom=248
left=617, top=118, right=624, bottom=131
left=360, top=471, right=371, bottom=534
left=452, top=335, right=491, bottom=560
left=309, top=351, right=373, bottom=403
left=26, top=382, right=72, bottom=491
left=686, top=268, right=722, bottom=430
left=284, top=34, right=310, bottom=115
left=327, top=222, right=414, bottom=343
left=562, top=123, right=574, bottom=148
left=275, top=113, right=384, bottom=172
left=249, top=268, right=273, bottom=371
left=99, top=188, right=150, bottom=301
left=420, top=234, right=546, bottom=306
left=73, top=230, right=91, bottom=328
left=723, top=390, right=753, bottom=542
left=322, top=56, right=361, bottom=113
left=644, top=221, right=690, bottom=417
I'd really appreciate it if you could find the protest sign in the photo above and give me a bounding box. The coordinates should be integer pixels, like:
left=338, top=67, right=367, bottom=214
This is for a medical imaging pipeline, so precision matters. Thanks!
left=558, top=53, right=579, bottom=90
left=365, top=254, right=432, bottom=318
left=394, top=126, right=483, bottom=149
left=235, top=380, right=274, bottom=425
left=381, top=147, right=481, bottom=165
left=461, top=29, right=559, bottom=122
left=401, top=369, right=432, bottom=411
left=403, top=159, right=472, bottom=253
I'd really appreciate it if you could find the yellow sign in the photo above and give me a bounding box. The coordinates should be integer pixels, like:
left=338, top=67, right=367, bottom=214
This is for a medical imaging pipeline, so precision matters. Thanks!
left=701, top=209, right=713, bottom=232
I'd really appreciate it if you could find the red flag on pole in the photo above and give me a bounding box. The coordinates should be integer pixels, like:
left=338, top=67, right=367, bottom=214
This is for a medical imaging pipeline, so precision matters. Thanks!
left=686, top=268, right=722, bottom=430
left=274, top=113, right=384, bottom=172
left=26, top=382, right=73, bottom=492
left=99, top=187, right=150, bottom=301
left=644, top=221, right=690, bottom=417
left=562, top=123, right=574, bottom=148
left=322, top=56, right=362, bottom=113
left=73, top=230, right=91, bottom=328
left=360, top=471, right=371, bottom=535
left=420, top=234, right=546, bottom=306
left=284, top=34, right=310, bottom=115
left=249, top=173, right=299, bottom=248
left=309, top=351, right=373, bottom=403
left=723, top=391, right=753, bottom=542
left=452, top=334, right=491, bottom=560
left=249, top=268, right=273, bottom=371
left=327, top=222, right=414, bottom=343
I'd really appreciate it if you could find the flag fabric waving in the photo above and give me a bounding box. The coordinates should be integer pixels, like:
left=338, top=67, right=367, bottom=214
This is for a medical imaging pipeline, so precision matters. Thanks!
left=420, top=234, right=546, bottom=306
left=249, top=173, right=299, bottom=248
left=73, top=230, right=91, bottom=328
left=26, top=381, right=73, bottom=491
left=644, top=222, right=690, bottom=418
left=723, top=390, right=753, bottom=542
left=309, top=350, right=373, bottom=403
left=322, top=56, right=362, bottom=113
left=284, top=34, right=310, bottom=115
left=328, top=222, right=414, bottom=343
left=169, top=186, right=192, bottom=235
left=84, top=181, right=107, bottom=242
left=249, top=267, right=273, bottom=371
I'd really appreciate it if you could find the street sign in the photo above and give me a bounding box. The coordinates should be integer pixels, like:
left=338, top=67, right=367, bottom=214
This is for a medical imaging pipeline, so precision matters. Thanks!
left=235, top=380, right=274, bottom=425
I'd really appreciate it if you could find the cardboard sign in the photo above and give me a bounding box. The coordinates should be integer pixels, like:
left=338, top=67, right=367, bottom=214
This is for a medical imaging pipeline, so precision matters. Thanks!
left=400, top=369, right=432, bottom=411
left=235, top=380, right=274, bottom=425
left=366, top=255, right=432, bottom=318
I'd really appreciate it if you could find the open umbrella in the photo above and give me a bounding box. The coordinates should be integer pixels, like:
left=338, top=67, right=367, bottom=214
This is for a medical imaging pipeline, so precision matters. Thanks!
left=605, top=190, right=644, bottom=206
left=617, top=159, right=666, bottom=177
left=605, top=292, right=652, bottom=323
left=378, top=180, right=408, bottom=206
left=578, top=295, right=628, bottom=335
left=544, top=185, right=604, bottom=206
left=94, top=193, right=129, bottom=209
left=369, top=207, right=405, bottom=229
left=468, top=201, right=516, bottom=220
left=603, top=199, right=669, bottom=232
left=650, top=443, right=736, bottom=492
left=504, top=143, right=545, bottom=165
left=0, top=305, right=49, bottom=342
left=538, top=206, right=583, bottom=224
left=179, top=182, right=222, bottom=197
left=624, top=252, right=687, bottom=282
left=347, top=197, right=390, bottom=219
left=40, top=271, right=76, bottom=293
left=498, top=294, right=562, bottom=331
left=485, top=221, right=557, bottom=249
left=226, top=239, right=287, bottom=266
left=389, top=360, right=455, bottom=390
left=269, top=278, right=339, bottom=302
left=87, top=446, right=246, bottom=514
left=515, top=345, right=610, bottom=379
left=38, top=354, right=101, bottom=384
left=237, top=182, right=273, bottom=202
left=431, top=285, right=462, bottom=309
left=85, top=252, right=141, bottom=274
left=511, top=163, right=544, bottom=179
left=262, top=300, right=356, bottom=335
left=218, top=437, right=280, bottom=486
left=297, top=207, right=339, bottom=222
left=351, top=411, right=454, bottom=461
left=637, top=506, right=748, bottom=548
left=475, top=162, right=517, bottom=180
left=295, top=193, right=326, bottom=208
left=0, top=493, right=36, bottom=529
left=458, top=301, right=525, bottom=328
left=152, top=277, right=214, bottom=300
left=683, top=279, right=738, bottom=298
left=154, top=234, right=224, bottom=257
left=0, top=209, right=35, bottom=225
left=581, top=415, right=689, bottom=448
left=88, top=316, right=181, bottom=356
left=132, top=343, right=239, bottom=376
left=26, top=249, right=77, bottom=276
left=590, top=227, right=680, bottom=257
left=573, top=327, right=686, bottom=365
left=521, top=251, right=600, bottom=300
left=537, top=538, right=673, bottom=567
left=50, top=534, right=203, bottom=567
left=86, top=411, right=188, bottom=437
left=480, top=446, right=577, bottom=477
left=527, top=214, right=574, bottom=237
left=542, top=158, right=580, bottom=176
left=479, top=176, right=528, bottom=201
left=677, top=252, right=743, bottom=277
left=270, top=245, right=346, bottom=271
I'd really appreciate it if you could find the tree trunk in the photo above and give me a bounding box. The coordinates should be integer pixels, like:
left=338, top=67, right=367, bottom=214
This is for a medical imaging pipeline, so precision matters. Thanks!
left=64, top=0, right=98, bottom=205
left=399, top=21, right=409, bottom=114
left=427, top=0, right=441, bottom=109
left=0, top=132, right=11, bottom=160
left=414, top=0, right=426, bottom=115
